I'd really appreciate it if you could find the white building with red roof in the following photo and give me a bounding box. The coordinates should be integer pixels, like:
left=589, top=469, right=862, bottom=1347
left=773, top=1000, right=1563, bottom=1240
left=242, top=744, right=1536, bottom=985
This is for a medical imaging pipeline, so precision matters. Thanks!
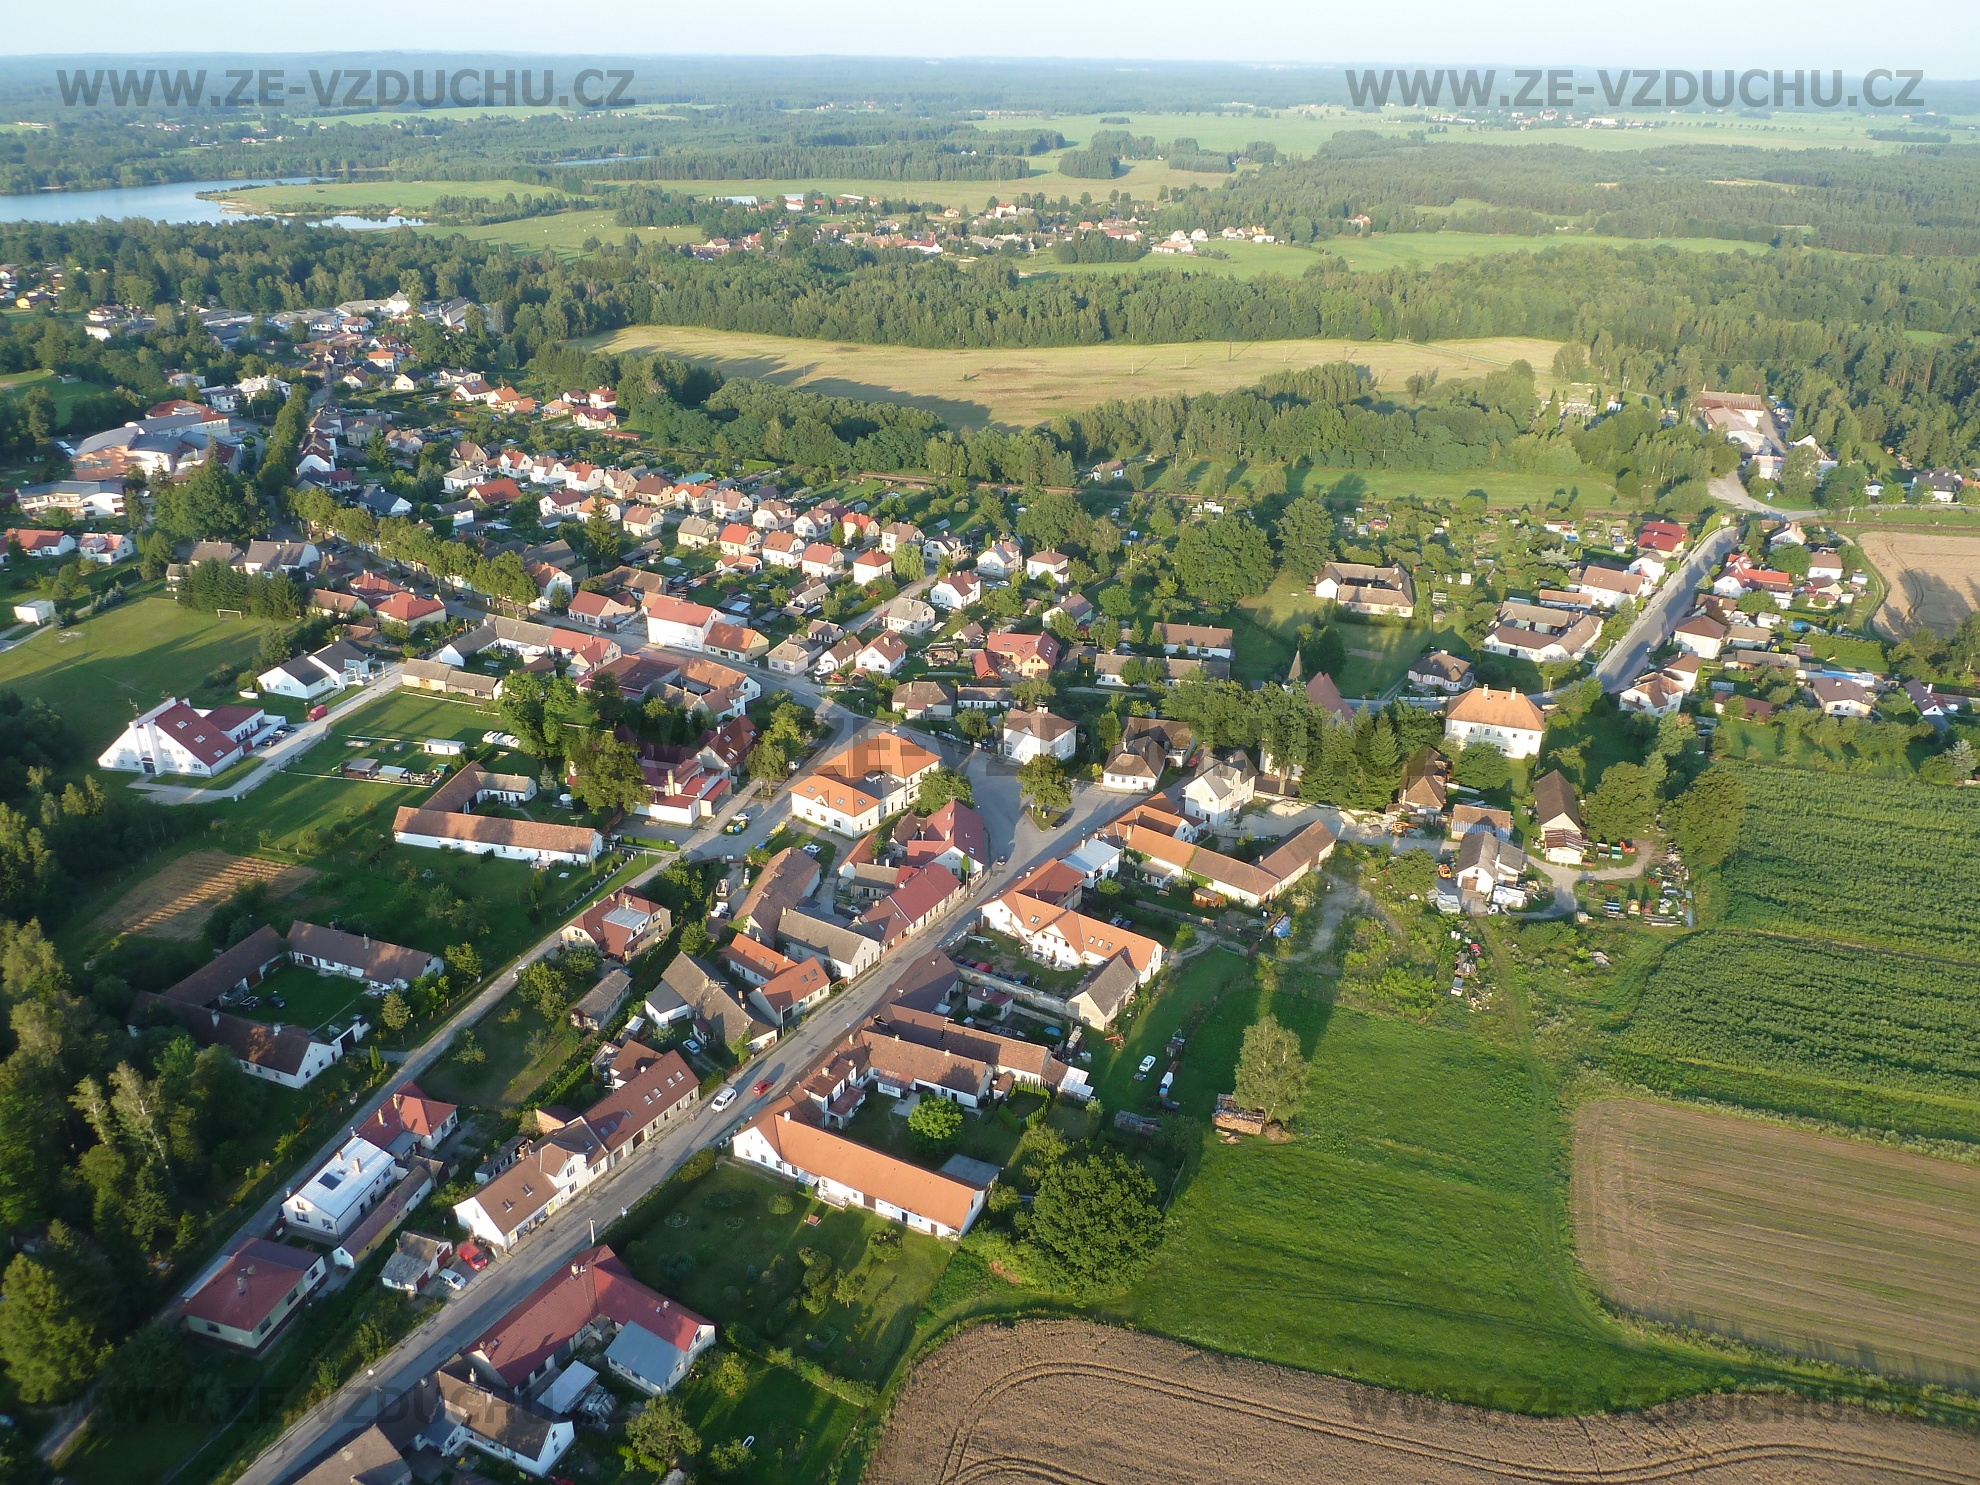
left=97, top=697, right=273, bottom=776
left=181, top=1237, right=325, bottom=1350
left=642, top=594, right=718, bottom=650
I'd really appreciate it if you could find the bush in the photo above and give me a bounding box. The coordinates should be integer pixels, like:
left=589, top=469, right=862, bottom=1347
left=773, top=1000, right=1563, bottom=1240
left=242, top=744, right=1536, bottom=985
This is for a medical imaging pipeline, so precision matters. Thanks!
left=906, top=1095, right=964, bottom=1156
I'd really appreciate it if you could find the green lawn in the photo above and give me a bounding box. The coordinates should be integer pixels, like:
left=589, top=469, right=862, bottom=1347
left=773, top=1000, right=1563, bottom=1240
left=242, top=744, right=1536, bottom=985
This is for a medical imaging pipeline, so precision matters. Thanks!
left=235, top=962, right=374, bottom=1038
left=419, top=998, right=581, bottom=1110
left=0, top=597, right=274, bottom=752
left=1287, top=463, right=1617, bottom=507
left=1109, top=997, right=1731, bottom=1411
left=1085, top=950, right=1252, bottom=1115
left=1232, top=575, right=1465, bottom=694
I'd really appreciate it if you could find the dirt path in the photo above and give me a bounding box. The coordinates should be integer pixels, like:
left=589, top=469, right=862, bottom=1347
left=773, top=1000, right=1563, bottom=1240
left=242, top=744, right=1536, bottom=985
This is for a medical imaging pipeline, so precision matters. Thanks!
left=871, top=1320, right=1980, bottom=1485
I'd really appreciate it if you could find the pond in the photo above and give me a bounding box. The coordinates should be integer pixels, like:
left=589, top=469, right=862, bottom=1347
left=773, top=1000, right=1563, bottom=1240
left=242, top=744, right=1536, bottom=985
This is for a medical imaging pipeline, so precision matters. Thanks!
left=0, top=178, right=414, bottom=228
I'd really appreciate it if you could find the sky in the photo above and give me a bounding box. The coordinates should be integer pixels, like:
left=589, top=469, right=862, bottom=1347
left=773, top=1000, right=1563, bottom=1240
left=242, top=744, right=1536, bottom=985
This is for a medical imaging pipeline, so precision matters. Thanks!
left=6, top=0, right=1974, bottom=74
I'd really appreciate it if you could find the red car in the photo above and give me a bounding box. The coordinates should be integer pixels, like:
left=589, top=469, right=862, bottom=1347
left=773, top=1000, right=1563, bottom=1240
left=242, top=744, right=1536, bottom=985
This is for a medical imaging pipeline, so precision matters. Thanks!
left=752, top=1079, right=772, bottom=1096
left=457, top=1241, right=489, bottom=1272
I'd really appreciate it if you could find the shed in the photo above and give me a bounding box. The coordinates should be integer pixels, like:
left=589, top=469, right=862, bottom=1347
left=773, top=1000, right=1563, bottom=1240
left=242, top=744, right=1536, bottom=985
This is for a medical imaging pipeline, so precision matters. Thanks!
left=423, top=738, right=466, bottom=757
left=539, top=1361, right=599, bottom=1415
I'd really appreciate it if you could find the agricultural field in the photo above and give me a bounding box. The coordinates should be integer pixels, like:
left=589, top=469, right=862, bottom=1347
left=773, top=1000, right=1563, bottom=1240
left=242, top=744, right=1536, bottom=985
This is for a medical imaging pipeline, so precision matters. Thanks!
left=585, top=324, right=1564, bottom=429
left=0, top=596, right=273, bottom=753
left=1320, top=231, right=1771, bottom=272
left=1574, top=1098, right=1980, bottom=1386
left=83, top=848, right=315, bottom=941
left=871, top=1319, right=1980, bottom=1485
left=1611, top=932, right=1980, bottom=1141
left=1855, top=530, right=1980, bottom=635
left=1716, top=764, right=1980, bottom=962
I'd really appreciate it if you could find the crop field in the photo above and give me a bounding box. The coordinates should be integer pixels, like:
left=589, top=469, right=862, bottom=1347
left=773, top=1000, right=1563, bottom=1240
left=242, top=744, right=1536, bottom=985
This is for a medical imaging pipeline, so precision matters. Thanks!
left=1110, top=1000, right=1724, bottom=1411
left=585, top=325, right=1564, bottom=429
left=85, top=849, right=316, bottom=941
left=1613, top=933, right=1980, bottom=1141
left=1574, top=1098, right=1980, bottom=1386
left=0, top=597, right=272, bottom=753
left=871, top=1319, right=1980, bottom=1485
left=1717, top=765, right=1980, bottom=961
left=1855, top=531, right=1980, bottom=635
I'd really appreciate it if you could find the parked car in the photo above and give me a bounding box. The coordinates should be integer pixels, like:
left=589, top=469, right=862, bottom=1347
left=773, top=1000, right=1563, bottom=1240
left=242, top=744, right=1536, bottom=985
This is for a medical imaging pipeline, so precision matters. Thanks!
left=1135, top=1054, right=1157, bottom=1079
left=801, top=842, right=821, bottom=856
left=711, top=1087, right=739, bottom=1112
left=457, top=1242, right=489, bottom=1272
left=432, top=1267, right=468, bottom=1294
left=752, top=1079, right=772, bottom=1095
left=683, top=1037, right=702, bottom=1054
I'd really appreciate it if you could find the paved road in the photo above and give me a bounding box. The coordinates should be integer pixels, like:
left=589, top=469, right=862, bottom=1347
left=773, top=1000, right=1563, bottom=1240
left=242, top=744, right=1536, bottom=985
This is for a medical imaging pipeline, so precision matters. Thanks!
left=1706, top=470, right=1815, bottom=520
left=1592, top=521, right=1741, bottom=693
left=131, top=664, right=406, bottom=805
left=239, top=757, right=1132, bottom=1485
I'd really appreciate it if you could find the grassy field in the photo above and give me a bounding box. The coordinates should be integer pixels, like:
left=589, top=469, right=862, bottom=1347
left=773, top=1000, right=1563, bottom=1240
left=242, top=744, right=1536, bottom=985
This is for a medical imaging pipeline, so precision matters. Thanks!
left=0, top=597, right=273, bottom=753
left=1232, top=577, right=1465, bottom=693
left=612, top=1160, right=955, bottom=1484
left=584, top=325, right=1564, bottom=429
left=1108, top=996, right=1727, bottom=1411
left=1320, top=231, right=1771, bottom=272
left=419, top=997, right=580, bottom=1109
left=1574, top=1097, right=1980, bottom=1386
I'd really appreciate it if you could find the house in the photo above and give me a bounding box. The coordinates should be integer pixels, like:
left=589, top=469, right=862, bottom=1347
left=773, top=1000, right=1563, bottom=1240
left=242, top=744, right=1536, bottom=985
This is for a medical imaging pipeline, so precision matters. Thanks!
left=394, top=765, right=602, bottom=867
left=930, top=571, right=982, bottom=611
left=1181, top=750, right=1256, bottom=829
left=568, top=970, right=634, bottom=1033
left=182, top=1238, right=325, bottom=1351
left=464, top=1244, right=713, bottom=1398
left=282, top=1136, right=402, bottom=1240
left=287, top=923, right=440, bottom=992
left=799, top=542, right=846, bottom=579
left=734, top=1104, right=985, bottom=1237
left=1636, top=519, right=1688, bottom=556
left=1806, top=548, right=1845, bottom=583
left=96, top=697, right=273, bottom=777
left=674, top=514, right=720, bottom=549
left=401, top=659, right=503, bottom=701
left=356, top=1082, right=460, bottom=1157
left=976, top=540, right=1025, bottom=582
left=983, top=630, right=1060, bottom=679
left=133, top=991, right=348, bottom=1089
left=1572, top=563, right=1648, bottom=608
left=761, top=530, right=806, bottom=569
left=1914, top=468, right=1965, bottom=503
left=567, top=589, right=637, bottom=630
left=880, top=520, right=924, bottom=553
left=6, top=528, right=76, bottom=560
left=1153, top=623, right=1234, bottom=659
left=880, top=596, right=937, bottom=636
left=1809, top=675, right=1875, bottom=718
left=563, top=890, right=671, bottom=960
left=779, top=908, right=884, bottom=981
left=380, top=1232, right=454, bottom=1295
left=1313, top=561, right=1415, bottom=616
left=703, top=621, right=770, bottom=664
left=858, top=864, right=965, bottom=950
left=1407, top=650, right=1473, bottom=693
left=978, top=890, right=1165, bottom=984
left=1001, top=709, right=1077, bottom=763
left=1672, top=615, right=1728, bottom=660
left=1025, top=551, right=1070, bottom=585
left=1619, top=671, right=1687, bottom=717
left=1304, top=671, right=1355, bottom=724
left=850, top=550, right=894, bottom=586
left=856, top=633, right=909, bottom=676
left=331, top=1158, right=442, bottom=1271
left=896, top=799, right=988, bottom=876
left=1449, top=802, right=1514, bottom=841
left=1443, top=687, right=1545, bottom=760
left=643, top=594, right=718, bottom=651
left=658, top=953, right=779, bottom=1055
left=1449, top=830, right=1528, bottom=913
left=1482, top=615, right=1601, bottom=666
left=1532, top=769, right=1586, bottom=864
left=421, top=1362, right=574, bottom=1477
left=257, top=640, right=379, bottom=700
left=791, top=733, right=942, bottom=836
left=1905, top=680, right=1958, bottom=729
left=77, top=530, right=134, bottom=566
left=894, top=679, right=955, bottom=720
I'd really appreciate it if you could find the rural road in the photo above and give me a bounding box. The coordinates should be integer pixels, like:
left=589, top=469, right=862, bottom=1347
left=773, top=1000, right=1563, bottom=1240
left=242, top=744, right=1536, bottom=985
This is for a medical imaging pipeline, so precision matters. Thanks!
left=1707, top=470, right=1815, bottom=519
left=239, top=752, right=1132, bottom=1485
left=1593, top=521, right=1739, bottom=693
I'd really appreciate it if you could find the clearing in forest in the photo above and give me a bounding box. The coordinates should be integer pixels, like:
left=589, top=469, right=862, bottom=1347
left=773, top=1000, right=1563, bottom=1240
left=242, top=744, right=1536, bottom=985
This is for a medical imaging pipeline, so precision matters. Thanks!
left=1856, top=530, right=1980, bottom=636
left=88, top=850, right=316, bottom=941
left=1574, top=1098, right=1980, bottom=1386
left=585, top=325, right=1563, bottom=429
left=870, top=1319, right=1980, bottom=1485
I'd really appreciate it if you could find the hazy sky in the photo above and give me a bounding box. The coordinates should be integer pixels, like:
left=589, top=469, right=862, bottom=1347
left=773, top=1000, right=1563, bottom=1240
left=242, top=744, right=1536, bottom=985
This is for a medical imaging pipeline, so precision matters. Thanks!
left=6, top=0, right=1968, bottom=74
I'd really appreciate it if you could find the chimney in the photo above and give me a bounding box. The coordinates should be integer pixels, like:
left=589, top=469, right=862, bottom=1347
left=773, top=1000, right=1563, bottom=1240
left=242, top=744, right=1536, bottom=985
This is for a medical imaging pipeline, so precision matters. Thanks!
left=236, top=1274, right=246, bottom=1294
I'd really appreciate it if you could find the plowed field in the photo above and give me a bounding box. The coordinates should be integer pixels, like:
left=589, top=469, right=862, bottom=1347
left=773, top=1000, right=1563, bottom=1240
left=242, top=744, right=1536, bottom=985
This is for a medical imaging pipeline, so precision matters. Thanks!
left=1574, top=1098, right=1980, bottom=1386
left=871, top=1320, right=1980, bottom=1485
left=1858, top=531, right=1980, bottom=635
left=88, top=850, right=316, bottom=941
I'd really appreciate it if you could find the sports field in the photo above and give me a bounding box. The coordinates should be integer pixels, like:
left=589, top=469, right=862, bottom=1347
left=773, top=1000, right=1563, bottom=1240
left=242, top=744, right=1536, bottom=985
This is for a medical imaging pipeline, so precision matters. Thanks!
left=1574, top=1098, right=1980, bottom=1385
left=0, top=597, right=271, bottom=753
left=585, top=325, right=1564, bottom=429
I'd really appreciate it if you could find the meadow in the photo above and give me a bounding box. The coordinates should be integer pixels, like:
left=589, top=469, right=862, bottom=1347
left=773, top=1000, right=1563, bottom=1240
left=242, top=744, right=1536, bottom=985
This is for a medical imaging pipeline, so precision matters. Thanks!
left=1575, top=1097, right=1980, bottom=1386
left=1109, top=996, right=1730, bottom=1412
left=0, top=596, right=272, bottom=752
left=584, top=324, right=1564, bottom=429
left=1717, top=764, right=1980, bottom=961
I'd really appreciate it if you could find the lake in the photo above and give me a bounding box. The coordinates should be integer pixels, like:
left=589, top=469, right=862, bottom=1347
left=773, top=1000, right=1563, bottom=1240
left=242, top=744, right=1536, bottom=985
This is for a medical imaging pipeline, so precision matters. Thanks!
left=0, top=179, right=414, bottom=229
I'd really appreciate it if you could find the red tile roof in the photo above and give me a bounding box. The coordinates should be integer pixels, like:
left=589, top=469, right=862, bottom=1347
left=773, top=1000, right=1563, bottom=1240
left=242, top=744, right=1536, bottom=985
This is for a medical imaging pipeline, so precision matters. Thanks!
left=182, top=1238, right=318, bottom=1332
left=471, top=1244, right=707, bottom=1387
